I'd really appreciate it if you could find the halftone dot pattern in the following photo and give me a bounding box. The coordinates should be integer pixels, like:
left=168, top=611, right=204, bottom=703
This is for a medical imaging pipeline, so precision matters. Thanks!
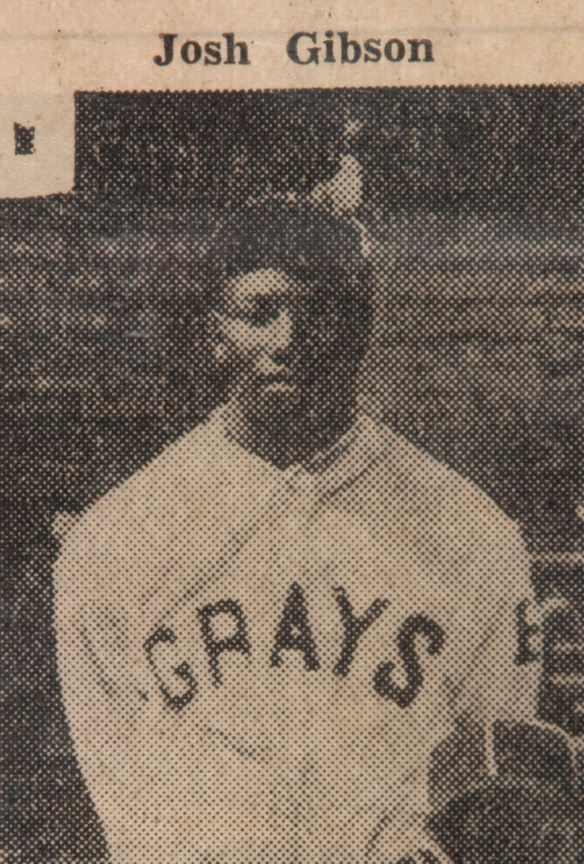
left=2, top=88, right=584, bottom=863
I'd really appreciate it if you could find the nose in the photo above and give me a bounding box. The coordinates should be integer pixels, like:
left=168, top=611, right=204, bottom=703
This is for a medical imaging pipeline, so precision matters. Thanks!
left=267, top=309, right=295, bottom=361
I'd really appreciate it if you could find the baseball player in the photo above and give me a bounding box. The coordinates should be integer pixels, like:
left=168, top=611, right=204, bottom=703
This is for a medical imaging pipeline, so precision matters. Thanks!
left=55, top=200, right=541, bottom=863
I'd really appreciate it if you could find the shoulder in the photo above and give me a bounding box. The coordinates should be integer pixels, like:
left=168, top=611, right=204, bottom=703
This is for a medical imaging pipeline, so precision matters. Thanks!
left=357, top=416, right=529, bottom=592
left=359, top=416, right=504, bottom=512
left=372, top=420, right=515, bottom=529
left=54, top=415, right=226, bottom=602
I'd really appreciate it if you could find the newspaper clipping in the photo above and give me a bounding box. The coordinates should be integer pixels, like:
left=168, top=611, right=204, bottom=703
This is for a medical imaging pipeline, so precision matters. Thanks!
left=3, top=2, right=584, bottom=862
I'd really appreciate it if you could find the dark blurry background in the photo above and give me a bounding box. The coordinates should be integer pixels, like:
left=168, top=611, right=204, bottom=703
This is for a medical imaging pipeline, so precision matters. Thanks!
left=2, top=88, right=584, bottom=862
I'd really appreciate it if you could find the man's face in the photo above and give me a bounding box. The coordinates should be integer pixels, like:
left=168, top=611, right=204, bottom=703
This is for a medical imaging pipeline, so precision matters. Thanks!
left=214, top=267, right=359, bottom=415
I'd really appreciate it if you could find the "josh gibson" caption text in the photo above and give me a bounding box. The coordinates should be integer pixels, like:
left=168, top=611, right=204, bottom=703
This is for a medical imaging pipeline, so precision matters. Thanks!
left=153, top=32, right=434, bottom=66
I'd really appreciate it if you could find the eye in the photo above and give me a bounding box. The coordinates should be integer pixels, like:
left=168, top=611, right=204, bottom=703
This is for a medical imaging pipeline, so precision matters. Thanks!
left=245, top=296, right=281, bottom=326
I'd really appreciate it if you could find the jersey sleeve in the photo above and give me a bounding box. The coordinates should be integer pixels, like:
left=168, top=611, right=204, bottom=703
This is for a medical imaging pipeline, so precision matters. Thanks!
left=366, top=813, right=457, bottom=863
left=429, top=509, right=544, bottom=814
left=53, top=522, right=147, bottom=863
left=464, top=530, right=539, bottom=723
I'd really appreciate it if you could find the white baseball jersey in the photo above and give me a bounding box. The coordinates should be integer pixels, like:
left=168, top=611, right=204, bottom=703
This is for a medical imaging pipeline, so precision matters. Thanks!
left=54, top=410, right=540, bottom=864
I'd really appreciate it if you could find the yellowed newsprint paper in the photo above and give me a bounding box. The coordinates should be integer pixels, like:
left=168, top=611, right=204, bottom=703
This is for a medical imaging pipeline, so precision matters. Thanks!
left=4, top=1, right=584, bottom=862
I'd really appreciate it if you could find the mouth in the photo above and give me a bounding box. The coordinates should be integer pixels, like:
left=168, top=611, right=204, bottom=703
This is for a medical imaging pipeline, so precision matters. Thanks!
left=258, top=370, right=300, bottom=393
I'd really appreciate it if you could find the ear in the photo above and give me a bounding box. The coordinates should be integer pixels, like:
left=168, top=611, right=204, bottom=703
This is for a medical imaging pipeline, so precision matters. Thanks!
left=340, top=297, right=372, bottom=366
left=209, top=309, right=229, bottom=364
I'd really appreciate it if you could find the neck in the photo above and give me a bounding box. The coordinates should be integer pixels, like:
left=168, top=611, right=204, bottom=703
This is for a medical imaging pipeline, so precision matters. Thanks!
left=223, top=390, right=358, bottom=470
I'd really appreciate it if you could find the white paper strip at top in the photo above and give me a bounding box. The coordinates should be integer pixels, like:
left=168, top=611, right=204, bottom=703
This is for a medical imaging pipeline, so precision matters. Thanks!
left=0, top=93, right=74, bottom=198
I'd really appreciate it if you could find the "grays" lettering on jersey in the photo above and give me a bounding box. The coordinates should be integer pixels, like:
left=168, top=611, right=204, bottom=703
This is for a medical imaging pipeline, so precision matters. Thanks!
left=144, top=583, right=447, bottom=711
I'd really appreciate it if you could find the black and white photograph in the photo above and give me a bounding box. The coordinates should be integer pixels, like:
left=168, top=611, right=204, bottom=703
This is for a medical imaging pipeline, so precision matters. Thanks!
left=4, top=86, right=584, bottom=863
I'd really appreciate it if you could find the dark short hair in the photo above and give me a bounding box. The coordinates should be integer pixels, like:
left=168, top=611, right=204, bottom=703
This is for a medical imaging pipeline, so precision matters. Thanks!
left=203, top=197, right=373, bottom=313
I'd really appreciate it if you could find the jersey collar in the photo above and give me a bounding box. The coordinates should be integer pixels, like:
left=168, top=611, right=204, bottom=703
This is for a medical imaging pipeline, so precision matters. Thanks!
left=209, top=404, right=393, bottom=501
